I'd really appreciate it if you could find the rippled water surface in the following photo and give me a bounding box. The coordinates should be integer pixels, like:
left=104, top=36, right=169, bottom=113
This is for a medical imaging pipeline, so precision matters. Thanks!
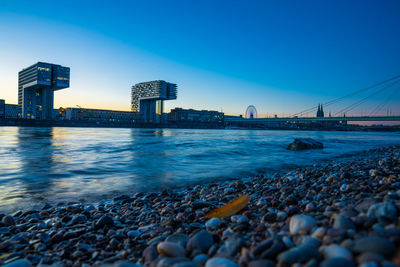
left=1, top=126, right=400, bottom=211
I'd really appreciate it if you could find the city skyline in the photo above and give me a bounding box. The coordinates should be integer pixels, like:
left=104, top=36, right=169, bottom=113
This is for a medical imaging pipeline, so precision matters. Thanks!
left=1, top=0, right=400, bottom=117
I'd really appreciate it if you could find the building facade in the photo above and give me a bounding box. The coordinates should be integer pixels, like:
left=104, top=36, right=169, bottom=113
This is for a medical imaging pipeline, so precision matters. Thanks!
left=0, top=100, right=4, bottom=118
left=168, top=108, right=224, bottom=123
left=5, top=104, right=19, bottom=118
left=64, top=107, right=141, bottom=123
left=131, top=80, right=177, bottom=123
left=18, top=62, right=70, bottom=119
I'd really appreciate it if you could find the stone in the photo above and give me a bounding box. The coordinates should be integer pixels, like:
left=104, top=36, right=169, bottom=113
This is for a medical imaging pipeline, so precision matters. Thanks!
left=70, top=214, right=86, bottom=225
left=320, top=244, right=353, bottom=261
left=3, top=259, right=32, bottom=267
left=143, top=245, right=158, bottom=264
left=2, top=215, right=15, bottom=226
left=311, top=227, right=326, bottom=239
left=166, top=234, right=189, bottom=247
left=333, top=215, right=355, bottom=230
left=277, top=244, right=320, bottom=264
left=287, top=138, right=323, bottom=150
left=357, top=252, right=385, bottom=265
left=205, top=218, right=221, bottom=231
left=193, top=254, right=209, bottom=266
left=216, top=235, right=244, bottom=258
left=248, top=260, right=274, bottom=267
left=205, top=258, right=238, bottom=267
left=157, top=242, right=186, bottom=258
left=186, top=230, right=214, bottom=253
left=94, top=215, right=114, bottom=229
left=231, top=215, right=248, bottom=223
left=289, top=215, right=316, bottom=235
left=353, top=237, right=395, bottom=257
left=0, top=227, right=10, bottom=234
left=156, top=257, right=190, bottom=267
left=367, top=202, right=397, bottom=225
left=320, top=257, right=356, bottom=267
left=127, top=230, right=141, bottom=238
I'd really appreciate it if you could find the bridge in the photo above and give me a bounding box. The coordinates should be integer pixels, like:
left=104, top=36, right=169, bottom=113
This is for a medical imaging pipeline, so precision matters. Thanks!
left=226, top=116, right=400, bottom=123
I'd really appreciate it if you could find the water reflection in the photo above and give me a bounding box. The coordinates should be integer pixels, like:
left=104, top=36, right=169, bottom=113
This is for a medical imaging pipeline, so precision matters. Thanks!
left=16, top=127, right=55, bottom=201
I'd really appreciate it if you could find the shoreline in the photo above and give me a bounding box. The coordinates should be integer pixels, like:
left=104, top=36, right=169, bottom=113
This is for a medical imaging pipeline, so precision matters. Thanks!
left=1, top=119, right=400, bottom=132
left=0, top=146, right=399, bottom=266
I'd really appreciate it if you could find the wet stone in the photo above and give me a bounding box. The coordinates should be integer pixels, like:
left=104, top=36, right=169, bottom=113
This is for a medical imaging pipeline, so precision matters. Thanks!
left=94, top=215, right=114, bottom=229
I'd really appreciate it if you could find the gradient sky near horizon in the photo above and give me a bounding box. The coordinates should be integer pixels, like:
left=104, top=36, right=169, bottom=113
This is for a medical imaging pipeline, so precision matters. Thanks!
left=0, top=0, right=400, bottom=116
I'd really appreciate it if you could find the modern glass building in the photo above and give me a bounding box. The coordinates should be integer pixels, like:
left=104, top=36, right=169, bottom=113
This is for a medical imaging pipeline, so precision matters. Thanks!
left=131, top=80, right=177, bottom=122
left=18, top=62, right=70, bottom=119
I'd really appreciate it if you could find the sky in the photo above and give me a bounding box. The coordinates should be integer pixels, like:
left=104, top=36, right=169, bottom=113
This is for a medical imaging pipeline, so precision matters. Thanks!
left=0, top=0, right=399, bottom=117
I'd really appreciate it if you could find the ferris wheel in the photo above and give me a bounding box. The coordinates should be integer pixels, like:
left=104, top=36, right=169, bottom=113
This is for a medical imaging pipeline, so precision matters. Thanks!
left=245, top=105, right=257, bottom=119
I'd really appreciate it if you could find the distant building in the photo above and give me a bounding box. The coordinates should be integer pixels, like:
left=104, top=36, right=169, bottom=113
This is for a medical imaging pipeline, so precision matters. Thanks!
left=317, top=104, right=324, bottom=118
left=131, top=80, right=177, bottom=123
left=168, top=108, right=224, bottom=122
left=18, top=62, right=70, bottom=120
left=5, top=104, right=19, bottom=118
left=0, top=100, right=4, bottom=118
left=64, top=107, right=142, bottom=123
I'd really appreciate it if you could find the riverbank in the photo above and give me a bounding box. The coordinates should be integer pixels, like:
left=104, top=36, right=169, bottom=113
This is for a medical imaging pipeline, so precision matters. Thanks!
left=1, top=146, right=399, bottom=266
left=1, top=118, right=400, bottom=131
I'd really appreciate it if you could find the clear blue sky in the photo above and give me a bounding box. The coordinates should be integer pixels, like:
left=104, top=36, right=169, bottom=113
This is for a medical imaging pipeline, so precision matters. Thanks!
left=0, top=0, right=399, bottom=116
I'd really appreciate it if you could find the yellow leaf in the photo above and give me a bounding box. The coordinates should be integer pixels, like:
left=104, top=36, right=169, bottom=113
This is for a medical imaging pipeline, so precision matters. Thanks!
left=204, top=195, right=251, bottom=218
left=0, top=253, right=10, bottom=260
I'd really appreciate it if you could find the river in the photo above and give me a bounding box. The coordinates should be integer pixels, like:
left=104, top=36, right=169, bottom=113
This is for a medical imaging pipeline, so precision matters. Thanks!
left=1, top=126, right=399, bottom=212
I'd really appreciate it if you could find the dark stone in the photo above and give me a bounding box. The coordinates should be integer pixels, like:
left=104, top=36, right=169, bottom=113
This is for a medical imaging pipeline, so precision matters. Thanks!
left=287, top=138, right=323, bottom=151
left=248, top=260, right=274, bottom=267
left=216, top=235, right=244, bottom=258
left=2, top=216, right=15, bottom=226
left=353, top=236, right=395, bottom=257
left=333, top=215, right=355, bottom=230
left=94, top=215, right=114, bottom=229
left=261, top=238, right=285, bottom=259
left=320, top=257, right=355, bottom=267
left=70, top=214, right=87, bottom=225
left=277, top=244, right=320, bottom=264
left=113, top=195, right=130, bottom=202
left=143, top=245, right=158, bottom=264
left=187, top=230, right=214, bottom=253
left=3, top=259, right=32, bottom=267
left=252, top=239, right=273, bottom=256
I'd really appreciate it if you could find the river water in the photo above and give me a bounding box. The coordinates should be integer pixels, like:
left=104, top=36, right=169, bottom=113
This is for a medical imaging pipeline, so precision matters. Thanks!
left=1, top=126, right=400, bottom=212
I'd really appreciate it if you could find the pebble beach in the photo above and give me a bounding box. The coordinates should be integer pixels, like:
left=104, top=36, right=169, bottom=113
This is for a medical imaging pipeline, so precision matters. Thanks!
left=1, top=145, right=400, bottom=267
